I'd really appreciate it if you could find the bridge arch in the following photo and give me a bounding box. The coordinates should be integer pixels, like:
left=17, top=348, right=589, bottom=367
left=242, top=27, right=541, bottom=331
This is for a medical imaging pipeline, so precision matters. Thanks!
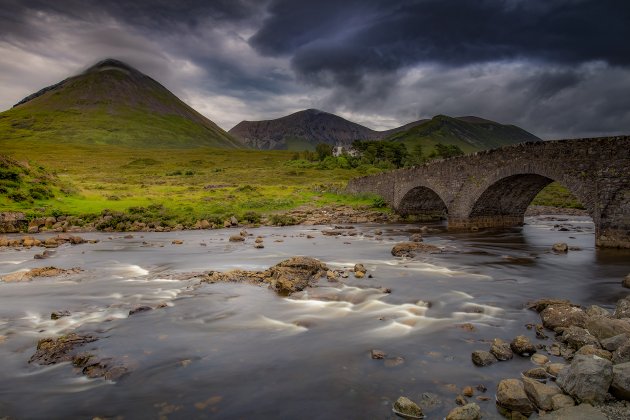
left=453, top=166, right=595, bottom=230
left=396, top=185, right=448, bottom=218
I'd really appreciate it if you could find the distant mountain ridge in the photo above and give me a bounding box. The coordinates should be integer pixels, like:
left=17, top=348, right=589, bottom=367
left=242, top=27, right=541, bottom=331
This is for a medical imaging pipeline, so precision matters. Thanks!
left=2, top=58, right=242, bottom=148
left=228, top=109, right=540, bottom=152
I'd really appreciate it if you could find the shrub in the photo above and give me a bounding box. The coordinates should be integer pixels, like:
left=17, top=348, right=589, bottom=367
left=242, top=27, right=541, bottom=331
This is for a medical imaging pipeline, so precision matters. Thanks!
left=242, top=211, right=261, bottom=224
left=268, top=214, right=297, bottom=226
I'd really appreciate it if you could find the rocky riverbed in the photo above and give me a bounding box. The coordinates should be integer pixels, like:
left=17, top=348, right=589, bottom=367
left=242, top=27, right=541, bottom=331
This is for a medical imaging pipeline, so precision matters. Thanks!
left=0, top=215, right=628, bottom=419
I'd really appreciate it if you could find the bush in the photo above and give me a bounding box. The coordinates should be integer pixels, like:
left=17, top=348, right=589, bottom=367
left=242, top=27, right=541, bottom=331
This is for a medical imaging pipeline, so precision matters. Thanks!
left=372, top=196, right=387, bottom=208
left=8, top=191, right=29, bottom=202
left=268, top=214, right=297, bottom=226
left=242, top=211, right=261, bottom=224
left=29, top=185, right=54, bottom=200
left=0, top=168, right=20, bottom=182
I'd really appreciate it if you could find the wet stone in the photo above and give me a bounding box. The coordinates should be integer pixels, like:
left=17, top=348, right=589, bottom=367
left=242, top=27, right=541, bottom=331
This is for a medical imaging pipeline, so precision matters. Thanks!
left=510, top=335, right=537, bottom=356
left=393, top=396, right=423, bottom=418
left=490, top=338, right=514, bottom=361
left=523, top=367, right=549, bottom=380
left=471, top=350, right=497, bottom=366
left=51, top=310, right=71, bottom=320
left=129, top=306, right=152, bottom=316
left=370, top=349, right=386, bottom=359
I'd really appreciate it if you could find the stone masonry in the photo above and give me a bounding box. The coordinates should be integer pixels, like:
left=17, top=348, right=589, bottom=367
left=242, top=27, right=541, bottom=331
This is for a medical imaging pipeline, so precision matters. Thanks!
left=346, top=137, right=630, bottom=248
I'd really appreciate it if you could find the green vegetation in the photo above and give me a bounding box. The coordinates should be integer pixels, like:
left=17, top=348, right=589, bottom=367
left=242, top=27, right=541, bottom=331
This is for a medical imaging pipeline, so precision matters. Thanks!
left=0, top=60, right=241, bottom=149
left=0, top=140, right=388, bottom=226
left=531, top=182, right=585, bottom=209
left=384, top=115, right=539, bottom=153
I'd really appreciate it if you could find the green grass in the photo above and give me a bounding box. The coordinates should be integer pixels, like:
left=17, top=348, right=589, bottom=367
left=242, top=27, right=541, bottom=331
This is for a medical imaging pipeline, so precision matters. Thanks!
left=0, top=140, right=385, bottom=225
left=532, top=182, right=585, bottom=209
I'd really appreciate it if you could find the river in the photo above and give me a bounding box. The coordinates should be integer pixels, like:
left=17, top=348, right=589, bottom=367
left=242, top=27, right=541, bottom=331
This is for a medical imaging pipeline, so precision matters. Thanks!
left=0, top=215, right=628, bottom=419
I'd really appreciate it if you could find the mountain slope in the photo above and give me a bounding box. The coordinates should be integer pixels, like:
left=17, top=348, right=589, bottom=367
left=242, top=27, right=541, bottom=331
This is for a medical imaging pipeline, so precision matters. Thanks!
left=0, top=59, right=242, bottom=148
left=229, top=109, right=382, bottom=150
left=229, top=110, right=539, bottom=151
left=384, top=115, right=541, bottom=152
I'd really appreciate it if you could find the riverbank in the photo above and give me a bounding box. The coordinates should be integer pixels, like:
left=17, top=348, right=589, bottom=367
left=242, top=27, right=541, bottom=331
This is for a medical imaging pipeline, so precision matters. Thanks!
left=1, top=205, right=588, bottom=235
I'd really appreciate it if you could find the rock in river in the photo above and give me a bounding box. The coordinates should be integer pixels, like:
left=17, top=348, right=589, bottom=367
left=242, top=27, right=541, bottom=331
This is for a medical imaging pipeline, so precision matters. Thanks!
left=540, top=304, right=587, bottom=330
left=496, top=378, right=534, bottom=416
left=393, top=396, right=423, bottom=418
left=29, top=333, right=98, bottom=365
left=557, top=354, right=613, bottom=404
left=445, top=403, right=481, bottom=420
left=471, top=350, right=497, bottom=366
left=510, top=335, right=536, bottom=356
left=490, top=338, right=513, bottom=361
left=391, top=242, right=441, bottom=257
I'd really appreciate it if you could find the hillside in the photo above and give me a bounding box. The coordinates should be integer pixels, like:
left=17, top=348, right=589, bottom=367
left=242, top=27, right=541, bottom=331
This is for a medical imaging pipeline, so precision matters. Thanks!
left=0, top=154, right=69, bottom=207
left=229, top=110, right=539, bottom=151
left=0, top=59, right=242, bottom=148
left=229, top=109, right=384, bottom=150
left=384, top=115, right=541, bottom=152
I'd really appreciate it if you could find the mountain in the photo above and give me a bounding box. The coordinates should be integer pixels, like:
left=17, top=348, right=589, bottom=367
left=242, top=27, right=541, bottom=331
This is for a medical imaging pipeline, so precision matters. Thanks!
left=229, top=109, right=383, bottom=150
left=383, top=114, right=541, bottom=152
left=0, top=59, right=242, bottom=148
left=228, top=109, right=539, bottom=151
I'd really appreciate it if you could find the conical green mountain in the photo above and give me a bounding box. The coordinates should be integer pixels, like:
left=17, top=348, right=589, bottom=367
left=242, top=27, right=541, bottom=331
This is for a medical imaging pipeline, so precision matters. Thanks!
left=0, top=59, right=242, bottom=148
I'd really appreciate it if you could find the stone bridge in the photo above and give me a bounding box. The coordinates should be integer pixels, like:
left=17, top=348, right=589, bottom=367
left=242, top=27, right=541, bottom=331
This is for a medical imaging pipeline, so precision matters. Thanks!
left=346, top=136, right=630, bottom=248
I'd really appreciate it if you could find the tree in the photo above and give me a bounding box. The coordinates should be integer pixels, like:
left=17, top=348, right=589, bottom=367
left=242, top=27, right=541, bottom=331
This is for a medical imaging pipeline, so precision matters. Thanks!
left=429, top=143, right=464, bottom=159
left=315, top=143, right=333, bottom=161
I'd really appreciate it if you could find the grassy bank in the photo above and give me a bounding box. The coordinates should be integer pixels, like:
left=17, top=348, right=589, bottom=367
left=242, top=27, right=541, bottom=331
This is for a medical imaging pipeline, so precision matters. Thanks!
left=0, top=139, right=582, bottom=227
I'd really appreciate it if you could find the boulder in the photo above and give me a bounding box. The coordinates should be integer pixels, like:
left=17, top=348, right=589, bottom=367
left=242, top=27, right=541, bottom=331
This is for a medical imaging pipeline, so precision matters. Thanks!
left=531, top=354, right=549, bottom=365
left=229, top=235, right=245, bottom=242
left=523, top=367, right=549, bottom=380
left=490, top=338, right=514, bottom=361
left=496, top=378, right=534, bottom=416
left=541, top=304, right=587, bottom=330
left=0, top=212, right=27, bottom=233
left=614, top=296, right=630, bottom=319
left=610, top=361, right=630, bottom=400
left=612, top=341, right=630, bottom=364
left=510, top=335, right=536, bottom=356
left=547, top=363, right=567, bottom=377
left=393, top=396, right=423, bottom=418
left=445, top=403, right=481, bottom=420
left=522, top=376, right=562, bottom=411
left=552, top=242, right=568, bottom=253
left=544, top=404, right=607, bottom=420
left=562, top=326, right=601, bottom=350
left=391, top=242, right=441, bottom=257
left=586, top=316, right=630, bottom=340
left=129, top=306, right=152, bottom=316
left=471, top=350, right=497, bottom=366
left=601, top=333, right=630, bottom=352
left=551, top=394, right=575, bottom=410
left=29, top=333, right=98, bottom=365
left=575, top=345, right=612, bottom=360
left=265, top=257, right=328, bottom=295
left=354, top=263, right=366, bottom=278
left=557, top=354, right=613, bottom=404
left=585, top=305, right=610, bottom=317
left=527, top=298, right=573, bottom=313
left=623, top=274, right=630, bottom=289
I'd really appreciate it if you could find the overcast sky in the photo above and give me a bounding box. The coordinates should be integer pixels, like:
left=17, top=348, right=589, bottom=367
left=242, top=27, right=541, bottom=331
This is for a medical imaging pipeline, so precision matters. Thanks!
left=1, top=0, right=629, bottom=138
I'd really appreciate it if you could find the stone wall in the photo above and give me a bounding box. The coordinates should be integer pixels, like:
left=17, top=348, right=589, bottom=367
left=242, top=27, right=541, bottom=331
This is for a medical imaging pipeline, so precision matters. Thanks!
left=347, top=136, right=630, bottom=248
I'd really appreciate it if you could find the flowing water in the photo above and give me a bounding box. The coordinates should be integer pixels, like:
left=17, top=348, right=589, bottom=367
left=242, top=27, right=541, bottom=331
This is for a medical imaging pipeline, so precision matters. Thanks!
left=0, top=216, right=629, bottom=419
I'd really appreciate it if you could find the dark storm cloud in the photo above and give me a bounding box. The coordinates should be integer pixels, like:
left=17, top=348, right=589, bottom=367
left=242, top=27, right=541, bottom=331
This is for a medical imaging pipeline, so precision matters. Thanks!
left=0, top=0, right=629, bottom=137
left=251, top=0, right=630, bottom=84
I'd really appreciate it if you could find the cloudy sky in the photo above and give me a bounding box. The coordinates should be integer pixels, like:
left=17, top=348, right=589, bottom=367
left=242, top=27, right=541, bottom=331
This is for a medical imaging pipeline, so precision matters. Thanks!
left=1, top=0, right=629, bottom=138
